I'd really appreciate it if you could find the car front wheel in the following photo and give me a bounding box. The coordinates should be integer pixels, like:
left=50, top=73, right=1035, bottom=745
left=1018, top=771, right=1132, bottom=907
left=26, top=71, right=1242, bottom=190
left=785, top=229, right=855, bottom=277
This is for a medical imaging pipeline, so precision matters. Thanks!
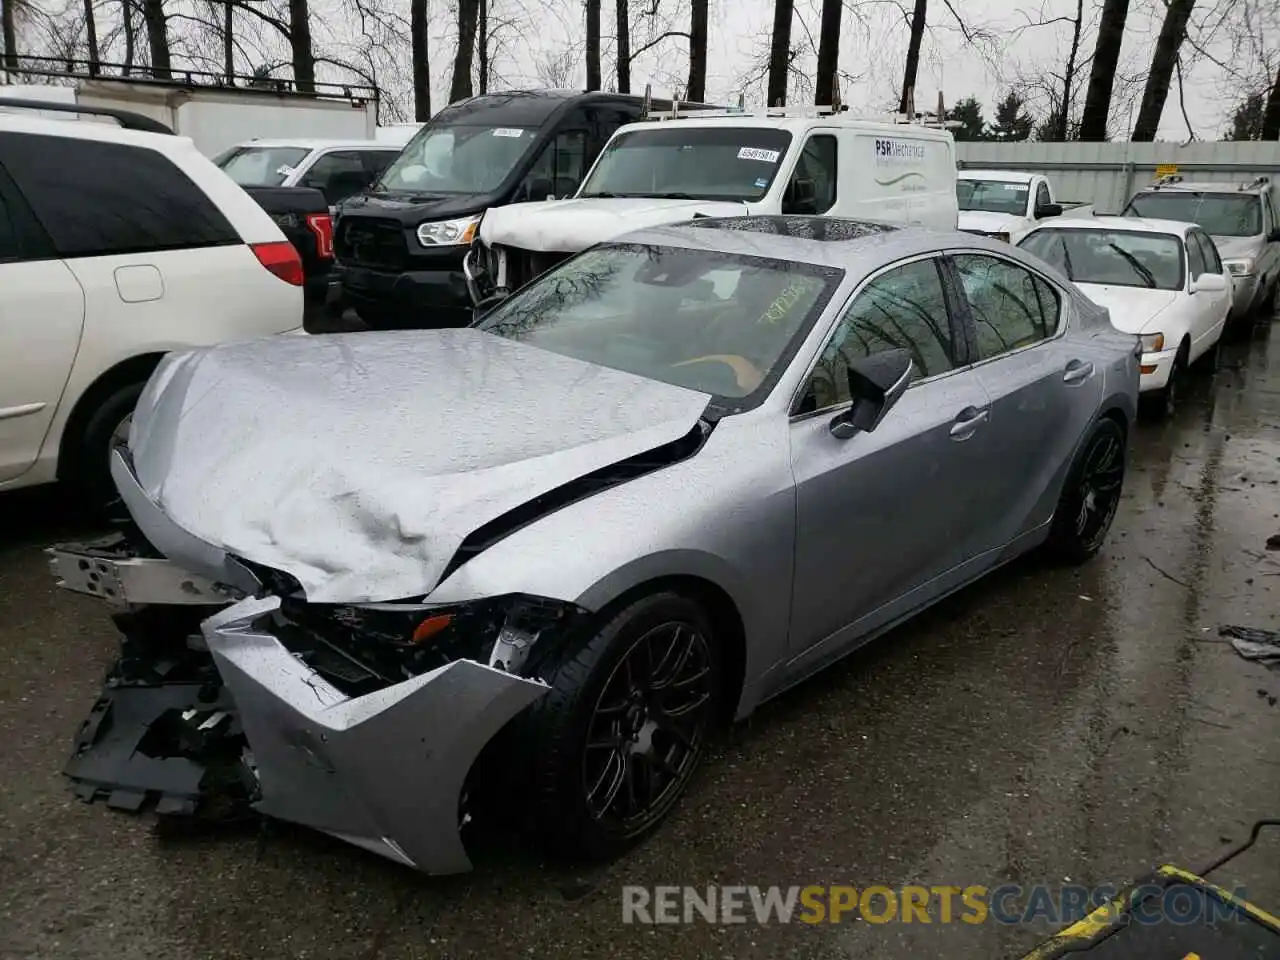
left=1045, top=416, right=1127, bottom=564
left=523, top=591, right=720, bottom=861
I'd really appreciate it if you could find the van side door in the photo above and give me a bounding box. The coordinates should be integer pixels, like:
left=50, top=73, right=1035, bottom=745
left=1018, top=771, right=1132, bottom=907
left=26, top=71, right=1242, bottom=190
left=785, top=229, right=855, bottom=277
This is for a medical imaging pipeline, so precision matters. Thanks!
left=0, top=152, right=85, bottom=484
left=779, top=130, right=838, bottom=216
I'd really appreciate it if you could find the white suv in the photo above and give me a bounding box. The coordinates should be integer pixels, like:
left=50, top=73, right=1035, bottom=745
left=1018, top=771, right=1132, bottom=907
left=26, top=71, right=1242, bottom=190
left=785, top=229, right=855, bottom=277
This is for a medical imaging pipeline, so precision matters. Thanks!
left=0, top=100, right=304, bottom=507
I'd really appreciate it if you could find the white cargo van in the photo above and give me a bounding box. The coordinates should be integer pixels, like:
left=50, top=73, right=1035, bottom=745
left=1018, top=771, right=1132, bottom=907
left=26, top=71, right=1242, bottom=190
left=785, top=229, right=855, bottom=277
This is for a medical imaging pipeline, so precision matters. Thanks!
left=465, top=107, right=959, bottom=303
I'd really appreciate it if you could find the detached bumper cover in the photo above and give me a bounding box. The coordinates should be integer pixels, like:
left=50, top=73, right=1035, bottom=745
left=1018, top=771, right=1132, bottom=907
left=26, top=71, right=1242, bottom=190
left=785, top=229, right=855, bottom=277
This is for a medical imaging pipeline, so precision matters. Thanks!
left=204, top=597, right=549, bottom=874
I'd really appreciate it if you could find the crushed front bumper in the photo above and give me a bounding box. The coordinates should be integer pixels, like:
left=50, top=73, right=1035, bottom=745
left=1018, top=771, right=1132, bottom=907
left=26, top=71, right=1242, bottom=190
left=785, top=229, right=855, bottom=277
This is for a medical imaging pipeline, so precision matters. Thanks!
left=203, top=597, right=549, bottom=873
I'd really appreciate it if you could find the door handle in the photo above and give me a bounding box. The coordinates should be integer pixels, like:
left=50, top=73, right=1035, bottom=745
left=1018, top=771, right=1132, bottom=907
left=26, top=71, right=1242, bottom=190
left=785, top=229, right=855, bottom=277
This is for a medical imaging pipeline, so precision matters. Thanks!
left=949, top=405, right=989, bottom=440
left=1063, top=359, right=1095, bottom=384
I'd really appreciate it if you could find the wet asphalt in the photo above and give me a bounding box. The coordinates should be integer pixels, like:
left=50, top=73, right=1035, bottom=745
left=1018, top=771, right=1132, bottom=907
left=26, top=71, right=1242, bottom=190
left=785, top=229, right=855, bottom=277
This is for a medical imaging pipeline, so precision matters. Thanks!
left=1, top=322, right=1279, bottom=960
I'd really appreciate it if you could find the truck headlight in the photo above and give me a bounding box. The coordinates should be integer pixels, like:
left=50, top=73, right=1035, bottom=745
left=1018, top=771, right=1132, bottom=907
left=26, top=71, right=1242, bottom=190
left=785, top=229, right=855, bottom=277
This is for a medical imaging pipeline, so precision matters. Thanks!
left=417, top=214, right=482, bottom=247
left=1224, top=258, right=1255, bottom=277
left=1139, top=332, right=1165, bottom=353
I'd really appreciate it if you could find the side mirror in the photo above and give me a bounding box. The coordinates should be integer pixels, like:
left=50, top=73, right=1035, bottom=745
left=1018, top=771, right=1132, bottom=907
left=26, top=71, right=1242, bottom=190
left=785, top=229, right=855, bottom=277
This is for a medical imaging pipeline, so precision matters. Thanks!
left=784, top=178, right=818, bottom=215
left=1190, top=272, right=1228, bottom=294
left=1035, top=202, right=1063, bottom=219
left=829, top=349, right=914, bottom=439
left=1267, top=228, right=1280, bottom=243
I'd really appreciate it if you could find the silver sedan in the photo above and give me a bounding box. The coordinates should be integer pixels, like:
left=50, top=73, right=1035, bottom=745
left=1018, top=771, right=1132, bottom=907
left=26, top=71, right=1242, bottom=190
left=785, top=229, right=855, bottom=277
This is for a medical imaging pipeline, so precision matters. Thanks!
left=53, top=215, right=1140, bottom=874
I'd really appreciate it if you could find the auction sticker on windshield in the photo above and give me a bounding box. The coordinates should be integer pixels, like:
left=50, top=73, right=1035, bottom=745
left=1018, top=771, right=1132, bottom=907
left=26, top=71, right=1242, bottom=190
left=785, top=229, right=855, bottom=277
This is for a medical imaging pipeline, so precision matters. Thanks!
left=738, top=147, right=781, bottom=163
left=492, top=128, right=525, bottom=137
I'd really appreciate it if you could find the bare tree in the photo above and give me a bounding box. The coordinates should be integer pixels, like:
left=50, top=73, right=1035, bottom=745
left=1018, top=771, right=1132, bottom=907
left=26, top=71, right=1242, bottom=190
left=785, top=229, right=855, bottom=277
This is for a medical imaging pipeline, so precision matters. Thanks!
left=766, top=0, right=792, bottom=105
left=450, top=0, right=478, bottom=101
left=814, top=0, right=840, bottom=104
left=536, top=42, right=576, bottom=86
left=1131, top=0, right=1196, bottom=141
left=685, top=0, right=706, bottom=100
left=1, top=0, right=19, bottom=70
left=477, top=0, right=488, bottom=93
left=899, top=0, right=926, bottom=113
left=411, top=0, right=429, bottom=118
left=122, top=0, right=135, bottom=72
left=84, top=0, right=100, bottom=71
left=1054, top=0, right=1084, bottom=139
left=615, top=0, right=629, bottom=92
left=141, top=0, right=172, bottom=77
left=1262, top=63, right=1280, bottom=138
left=1078, top=0, right=1128, bottom=140
left=586, top=0, right=601, bottom=89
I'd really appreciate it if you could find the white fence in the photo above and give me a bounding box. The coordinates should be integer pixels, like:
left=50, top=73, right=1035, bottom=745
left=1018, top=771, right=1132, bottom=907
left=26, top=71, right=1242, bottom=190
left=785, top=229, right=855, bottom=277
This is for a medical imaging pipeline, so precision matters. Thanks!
left=954, top=141, right=1280, bottom=213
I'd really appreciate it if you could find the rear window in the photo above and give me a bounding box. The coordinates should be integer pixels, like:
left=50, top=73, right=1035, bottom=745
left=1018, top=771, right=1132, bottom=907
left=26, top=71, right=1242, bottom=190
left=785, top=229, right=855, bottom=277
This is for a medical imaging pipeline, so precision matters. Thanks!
left=579, top=126, right=794, bottom=202
left=215, top=145, right=312, bottom=187
left=0, top=132, right=240, bottom=258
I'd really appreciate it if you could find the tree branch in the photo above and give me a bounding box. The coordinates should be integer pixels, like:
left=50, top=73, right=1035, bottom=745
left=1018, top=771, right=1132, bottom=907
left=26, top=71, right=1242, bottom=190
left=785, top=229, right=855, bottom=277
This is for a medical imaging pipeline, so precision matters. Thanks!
left=628, top=29, right=689, bottom=61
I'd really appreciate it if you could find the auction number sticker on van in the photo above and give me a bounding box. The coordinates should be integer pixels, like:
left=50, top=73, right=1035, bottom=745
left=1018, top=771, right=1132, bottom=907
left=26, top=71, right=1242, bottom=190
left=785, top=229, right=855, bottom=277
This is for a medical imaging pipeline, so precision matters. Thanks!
left=738, top=147, right=781, bottom=163
left=492, top=128, right=525, bottom=137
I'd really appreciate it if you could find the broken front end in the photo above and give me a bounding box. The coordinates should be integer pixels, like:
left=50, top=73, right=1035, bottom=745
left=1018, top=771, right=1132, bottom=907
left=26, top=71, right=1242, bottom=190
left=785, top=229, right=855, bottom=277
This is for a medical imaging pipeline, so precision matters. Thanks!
left=51, top=449, right=586, bottom=874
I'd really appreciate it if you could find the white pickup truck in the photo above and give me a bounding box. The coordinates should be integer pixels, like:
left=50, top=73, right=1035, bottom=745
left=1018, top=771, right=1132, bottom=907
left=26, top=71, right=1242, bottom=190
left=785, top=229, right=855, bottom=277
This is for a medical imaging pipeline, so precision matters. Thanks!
left=957, top=170, right=1083, bottom=244
left=464, top=107, right=960, bottom=304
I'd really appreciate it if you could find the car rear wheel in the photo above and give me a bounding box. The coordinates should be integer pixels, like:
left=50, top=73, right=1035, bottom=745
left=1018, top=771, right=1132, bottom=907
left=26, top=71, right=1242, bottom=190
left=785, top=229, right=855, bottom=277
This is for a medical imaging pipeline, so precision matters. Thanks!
left=1045, top=416, right=1126, bottom=565
left=523, top=591, right=720, bottom=861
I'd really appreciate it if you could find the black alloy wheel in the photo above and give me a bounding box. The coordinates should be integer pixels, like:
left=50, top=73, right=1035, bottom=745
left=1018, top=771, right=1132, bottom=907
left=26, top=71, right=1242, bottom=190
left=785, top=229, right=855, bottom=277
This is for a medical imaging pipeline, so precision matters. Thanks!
left=1047, top=416, right=1127, bottom=564
left=581, top=621, right=713, bottom=831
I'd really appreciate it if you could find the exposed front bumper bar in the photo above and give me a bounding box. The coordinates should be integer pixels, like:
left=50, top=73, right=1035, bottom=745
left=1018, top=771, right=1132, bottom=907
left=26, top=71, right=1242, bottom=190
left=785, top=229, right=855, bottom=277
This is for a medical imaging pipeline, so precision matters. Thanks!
left=203, top=597, right=550, bottom=874
left=47, top=537, right=239, bottom=607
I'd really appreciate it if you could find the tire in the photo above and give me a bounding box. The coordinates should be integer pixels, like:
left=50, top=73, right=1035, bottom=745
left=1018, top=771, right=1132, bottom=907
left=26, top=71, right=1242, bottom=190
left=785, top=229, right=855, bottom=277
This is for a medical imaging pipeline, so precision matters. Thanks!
left=1139, top=341, right=1186, bottom=421
left=1045, top=416, right=1127, bottom=565
left=66, top=381, right=145, bottom=517
left=520, top=590, right=721, bottom=862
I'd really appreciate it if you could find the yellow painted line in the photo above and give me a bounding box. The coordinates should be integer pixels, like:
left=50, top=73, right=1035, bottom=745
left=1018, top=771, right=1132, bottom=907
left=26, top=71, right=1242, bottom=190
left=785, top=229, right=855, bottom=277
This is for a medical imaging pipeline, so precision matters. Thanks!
left=1156, top=864, right=1280, bottom=932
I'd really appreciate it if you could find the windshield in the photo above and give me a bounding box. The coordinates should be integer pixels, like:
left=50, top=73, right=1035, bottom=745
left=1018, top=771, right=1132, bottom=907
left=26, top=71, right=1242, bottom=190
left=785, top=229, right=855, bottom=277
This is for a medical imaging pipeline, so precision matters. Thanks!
left=376, top=124, right=537, bottom=195
left=1124, top=191, right=1263, bottom=237
left=214, top=146, right=311, bottom=187
left=1019, top=228, right=1184, bottom=290
left=957, top=179, right=1029, bottom=215
left=474, top=243, right=841, bottom=402
left=579, top=127, right=793, bottom=202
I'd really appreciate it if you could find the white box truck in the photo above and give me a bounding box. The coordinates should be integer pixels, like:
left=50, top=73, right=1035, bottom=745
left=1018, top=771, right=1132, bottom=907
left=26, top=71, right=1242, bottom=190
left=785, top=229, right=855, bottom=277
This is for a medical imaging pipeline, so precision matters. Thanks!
left=0, top=70, right=378, bottom=158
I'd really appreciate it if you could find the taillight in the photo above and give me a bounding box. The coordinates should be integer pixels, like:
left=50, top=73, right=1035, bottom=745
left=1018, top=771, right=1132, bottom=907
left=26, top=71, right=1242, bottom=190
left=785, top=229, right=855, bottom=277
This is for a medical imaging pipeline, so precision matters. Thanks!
left=251, top=241, right=304, bottom=286
left=306, top=213, right=334, bottom=259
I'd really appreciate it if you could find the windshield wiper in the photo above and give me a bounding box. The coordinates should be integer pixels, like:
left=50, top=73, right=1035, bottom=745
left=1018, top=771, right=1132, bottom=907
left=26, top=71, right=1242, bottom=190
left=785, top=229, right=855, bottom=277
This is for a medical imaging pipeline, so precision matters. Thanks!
left=580, top=191, right=624, bottom=198
left=1106, top=242, right=1156, bottom=287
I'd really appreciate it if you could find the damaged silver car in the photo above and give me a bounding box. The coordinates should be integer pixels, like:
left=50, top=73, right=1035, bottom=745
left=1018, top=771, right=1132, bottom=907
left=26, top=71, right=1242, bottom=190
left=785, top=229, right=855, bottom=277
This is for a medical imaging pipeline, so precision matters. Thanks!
left=52, top=215, right=1140, bottom=874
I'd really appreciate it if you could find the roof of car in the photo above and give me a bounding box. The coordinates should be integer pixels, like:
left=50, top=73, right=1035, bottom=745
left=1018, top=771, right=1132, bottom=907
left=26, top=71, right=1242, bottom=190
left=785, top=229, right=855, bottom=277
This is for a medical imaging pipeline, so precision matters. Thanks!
left=1136, top=180, right=1270, bottom=195
left=233, top=138, right=398, bottom=150
left=959, top=169, right=1036, bottom=183
left=1028, top=215, right=1194, bottom=236
left=430, top=89, right=675, bottom=128
left=616, top=114, right=955, bottom=137
left=614, top=216, right=1021, bottom=270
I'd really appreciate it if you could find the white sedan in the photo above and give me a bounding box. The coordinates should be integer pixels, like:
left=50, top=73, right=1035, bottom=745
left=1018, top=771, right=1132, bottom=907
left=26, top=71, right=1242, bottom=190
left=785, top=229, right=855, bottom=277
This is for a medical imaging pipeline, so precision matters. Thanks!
left=1018, top=216, right=1231, bottom=417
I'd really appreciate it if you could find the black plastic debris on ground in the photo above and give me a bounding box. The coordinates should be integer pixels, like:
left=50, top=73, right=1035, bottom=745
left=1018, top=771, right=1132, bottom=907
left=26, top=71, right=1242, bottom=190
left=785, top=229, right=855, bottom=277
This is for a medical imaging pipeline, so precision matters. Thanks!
left=1220, top=625, right=1280, bottom=671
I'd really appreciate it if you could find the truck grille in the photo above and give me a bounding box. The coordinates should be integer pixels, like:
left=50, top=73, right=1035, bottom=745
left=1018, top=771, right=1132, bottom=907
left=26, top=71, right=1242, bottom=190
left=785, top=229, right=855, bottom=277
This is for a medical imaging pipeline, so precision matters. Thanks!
left=498, top=246, right=572, bottom=291
left=336, top=218, right=407, bottom=271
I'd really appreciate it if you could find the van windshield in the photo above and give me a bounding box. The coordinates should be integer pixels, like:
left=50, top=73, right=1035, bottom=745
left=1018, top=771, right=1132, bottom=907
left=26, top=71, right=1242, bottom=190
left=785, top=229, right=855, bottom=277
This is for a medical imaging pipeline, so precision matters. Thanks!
left=1124, top=191, right=1263, bottom=237
left=375, top=124, right=537, bottom=195
left=579, top=127, right=793, bottom=202
left=957, top=179, right=1029, bottom=215
left=215, top=145, right=311, bottom=187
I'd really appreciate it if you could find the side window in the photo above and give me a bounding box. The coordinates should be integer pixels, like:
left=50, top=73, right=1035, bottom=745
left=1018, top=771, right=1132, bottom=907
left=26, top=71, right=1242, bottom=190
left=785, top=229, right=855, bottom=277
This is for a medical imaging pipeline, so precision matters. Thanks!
left=1186, top=232, right=1208, bottom=280
left=518, top=130, right=588, bottom=199
left=953, top=254, right=1059, bottom=360
left=302, top=151, right=368, bottom=204
left=1263, top=191, right=1276, bottom=233
left=1196, top=231, right=1223, bottom=273
left=0, top=190, right=18, bottom=262
left=783, top=135, right=837, bottom=215
left=799, top=258, right=955, bottom=413
left=0, top=132, right=238, bottom=258
left=1035, top=182, right=1051, bottom=210
left=360, top=151, right=397, bottom=178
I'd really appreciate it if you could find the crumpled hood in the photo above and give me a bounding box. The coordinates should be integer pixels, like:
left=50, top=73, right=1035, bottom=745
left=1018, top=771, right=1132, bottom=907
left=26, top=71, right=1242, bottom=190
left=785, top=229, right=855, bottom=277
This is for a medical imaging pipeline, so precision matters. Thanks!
left=1212, top=236, right=1259, bottom=261
left=958, top=210, right=1026, bottom=235
left=479, top=197, right=748, bottom=252
left=1075, top=284, right=1179, bottom=334
left=127, top=328, right=711, bottom=603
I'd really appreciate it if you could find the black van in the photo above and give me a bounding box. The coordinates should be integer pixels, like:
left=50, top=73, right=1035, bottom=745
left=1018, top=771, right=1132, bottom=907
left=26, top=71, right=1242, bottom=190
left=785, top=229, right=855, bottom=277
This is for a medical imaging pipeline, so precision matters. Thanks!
left=329, top=89, right=717, bottom=329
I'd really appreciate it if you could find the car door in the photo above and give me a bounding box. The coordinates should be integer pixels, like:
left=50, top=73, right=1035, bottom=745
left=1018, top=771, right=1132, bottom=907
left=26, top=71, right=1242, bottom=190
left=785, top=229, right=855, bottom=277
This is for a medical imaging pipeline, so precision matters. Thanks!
left=1192, top=229, right=1232, bottom=331
left=1259, top=190, right=1280, bottom=293
left=787, top=255, right=994, bottom=663
left=947, top=251, right=1102, bottom=556
left=0, top=159, right=85, bottom=484
left=1182, top=229, right=1216, bottom=356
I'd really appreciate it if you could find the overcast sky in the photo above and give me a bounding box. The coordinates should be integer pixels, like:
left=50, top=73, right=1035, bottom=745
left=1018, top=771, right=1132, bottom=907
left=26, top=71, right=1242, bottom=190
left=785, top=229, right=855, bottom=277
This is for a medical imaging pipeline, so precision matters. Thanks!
left=17, top=0, right=1273, bottom=139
